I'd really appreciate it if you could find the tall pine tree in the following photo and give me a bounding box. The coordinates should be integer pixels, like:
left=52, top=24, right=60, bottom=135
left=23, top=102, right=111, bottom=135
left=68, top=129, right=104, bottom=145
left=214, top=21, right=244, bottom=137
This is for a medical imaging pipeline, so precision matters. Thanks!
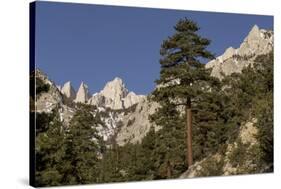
left=152, top=18, right=219, bottom=167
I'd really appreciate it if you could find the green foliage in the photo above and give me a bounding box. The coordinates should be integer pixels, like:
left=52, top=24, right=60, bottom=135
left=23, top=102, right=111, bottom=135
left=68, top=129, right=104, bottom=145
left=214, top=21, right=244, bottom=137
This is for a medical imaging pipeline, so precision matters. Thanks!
left=252, top=53, right=273, bottom=168
left=228, top=139, right=250, bottom=168
left=35, top=109, right=65, bottom=186
left=35, top=105, right=104, bottom=186
left=219, top=51, right=273, bottom=173
left=228, top=140, right=264, bottom=174
left=151, top=18, right=224, bottom=171
left=153, top=18, right=219, bottom=106
left=149, top=103, right=187, bottom=179
left=255, top=94, right=273, bottom=166
left=192, top=91, right=229, bottom=161
left=62, top=105, right=104, bottom=185
left=196, top=156, right=224, bottom=177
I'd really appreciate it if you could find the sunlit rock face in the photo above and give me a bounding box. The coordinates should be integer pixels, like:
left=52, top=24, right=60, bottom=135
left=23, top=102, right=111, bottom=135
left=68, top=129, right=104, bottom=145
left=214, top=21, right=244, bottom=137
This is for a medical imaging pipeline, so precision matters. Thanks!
left=35, top=69, right=63, bottom=113
left=74, top=82, right=90, bottom=103
left=61, top=81, right=76, bottom=101
left=206, top=25, right=273, bottom=79
left=88, top=77, right=145, bottom=110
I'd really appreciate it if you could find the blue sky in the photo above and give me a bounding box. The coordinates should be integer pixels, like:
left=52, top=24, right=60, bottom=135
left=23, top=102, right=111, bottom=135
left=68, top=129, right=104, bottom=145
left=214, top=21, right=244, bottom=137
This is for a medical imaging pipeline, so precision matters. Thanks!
left=35, top=1, right=273, bottom=95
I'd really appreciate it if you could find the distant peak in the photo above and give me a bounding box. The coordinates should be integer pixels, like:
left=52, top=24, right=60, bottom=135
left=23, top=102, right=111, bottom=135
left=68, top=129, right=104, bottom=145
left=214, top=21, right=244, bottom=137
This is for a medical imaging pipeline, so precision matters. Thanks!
left=112, top=77, right=123, bottom=83
left=75, top=81, right=90, bottom=103
left=103, top=77, right=126, bottom=89
left=249, top=25, right=260, bottom=35
left=111, top=77, right=124, bottom=85
left=246, top=24, right=261, bottom=40
left=63, top=81, right=72, bottom=86
left=61, top=81, right=76, bottom=100
left=79, top=81, right=88, bottom=88
left=251, top=24, right=259, bottom=32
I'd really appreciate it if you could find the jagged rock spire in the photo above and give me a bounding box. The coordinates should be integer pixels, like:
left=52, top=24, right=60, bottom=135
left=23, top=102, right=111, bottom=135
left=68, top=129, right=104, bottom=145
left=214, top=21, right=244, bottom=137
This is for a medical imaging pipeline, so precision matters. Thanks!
left=88, top=77, right=144, bottom=109
left=246, top=25, right=260, bottom=41
left=74, top=82, right=90, bottom=103
left=100, top=77, right=129, bottom=100
left=61, top=81, right=76, bottom=100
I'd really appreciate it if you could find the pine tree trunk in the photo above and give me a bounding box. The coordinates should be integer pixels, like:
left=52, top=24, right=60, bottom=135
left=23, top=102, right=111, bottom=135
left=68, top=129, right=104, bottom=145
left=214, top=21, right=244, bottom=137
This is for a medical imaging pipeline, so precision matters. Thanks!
left=167, top=160, right=172, bottom=178
left=186, top=103, right=193, bottom=168
left=116, top=144, right=119, bottom=171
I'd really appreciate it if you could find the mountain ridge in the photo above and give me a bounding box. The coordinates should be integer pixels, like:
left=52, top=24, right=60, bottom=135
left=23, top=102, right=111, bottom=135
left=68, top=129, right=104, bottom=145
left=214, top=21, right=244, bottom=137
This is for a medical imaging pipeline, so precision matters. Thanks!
left=206, top=25, right=273, bottom=79
left=34, top=24, right=273, bottom=150
left=57, top=77, right=145, bottom=110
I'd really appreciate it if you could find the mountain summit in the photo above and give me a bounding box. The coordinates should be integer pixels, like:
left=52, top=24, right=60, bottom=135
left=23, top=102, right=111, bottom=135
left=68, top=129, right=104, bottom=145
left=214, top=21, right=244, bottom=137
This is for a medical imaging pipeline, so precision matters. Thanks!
left=74, top=82, right=90, bottom=103
left=61, top=81, right=76, bottom=101
left=100, top=77, right=129, bottom=101
left=88, top=77, right=144, bottom=109
left=206, top=25, right=273, bottom=79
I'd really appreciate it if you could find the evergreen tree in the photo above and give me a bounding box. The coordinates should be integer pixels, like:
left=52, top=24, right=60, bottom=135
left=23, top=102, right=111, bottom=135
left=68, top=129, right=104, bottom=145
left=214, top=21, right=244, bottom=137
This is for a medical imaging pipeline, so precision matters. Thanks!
left=192, top=90, right=228, bottom=160
left=253, top=52, right=273, bottom=168
left=222, top=51, right=273, bottom=171
left=35, top=109, right=65, bottom=186
left=150, top=101, right=186, bottom=178
left=151, top=18, right=219, bottom=167
left=133, top=128, right=157, bottom=180
left=62, top=105, right=103, bottom=185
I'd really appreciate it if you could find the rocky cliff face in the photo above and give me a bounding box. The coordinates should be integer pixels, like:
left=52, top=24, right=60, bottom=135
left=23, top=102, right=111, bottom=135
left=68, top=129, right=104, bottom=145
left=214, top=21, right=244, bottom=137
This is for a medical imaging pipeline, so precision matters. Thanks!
left=206, top=25, right=273, bottom=79
left=35, top=69, right=63, bottom=113
left=115, top=97, right=159, bottom=146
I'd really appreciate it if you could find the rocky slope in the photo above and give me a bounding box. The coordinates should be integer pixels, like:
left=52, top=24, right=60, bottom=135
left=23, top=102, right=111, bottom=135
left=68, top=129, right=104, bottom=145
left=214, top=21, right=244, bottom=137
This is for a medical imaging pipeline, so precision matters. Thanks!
left=206, top=25, right=273, bottom=79
left=179, top=119, right=271, bottom=178
left=35, top=69, right=62, bottom=113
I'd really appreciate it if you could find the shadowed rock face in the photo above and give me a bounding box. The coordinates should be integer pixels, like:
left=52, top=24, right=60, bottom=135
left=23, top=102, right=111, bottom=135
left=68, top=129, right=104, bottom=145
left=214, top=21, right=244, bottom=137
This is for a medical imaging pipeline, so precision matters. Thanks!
left=206, top=25, right=273, bottom=79
left=115, top=97, right=159, bottom=146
